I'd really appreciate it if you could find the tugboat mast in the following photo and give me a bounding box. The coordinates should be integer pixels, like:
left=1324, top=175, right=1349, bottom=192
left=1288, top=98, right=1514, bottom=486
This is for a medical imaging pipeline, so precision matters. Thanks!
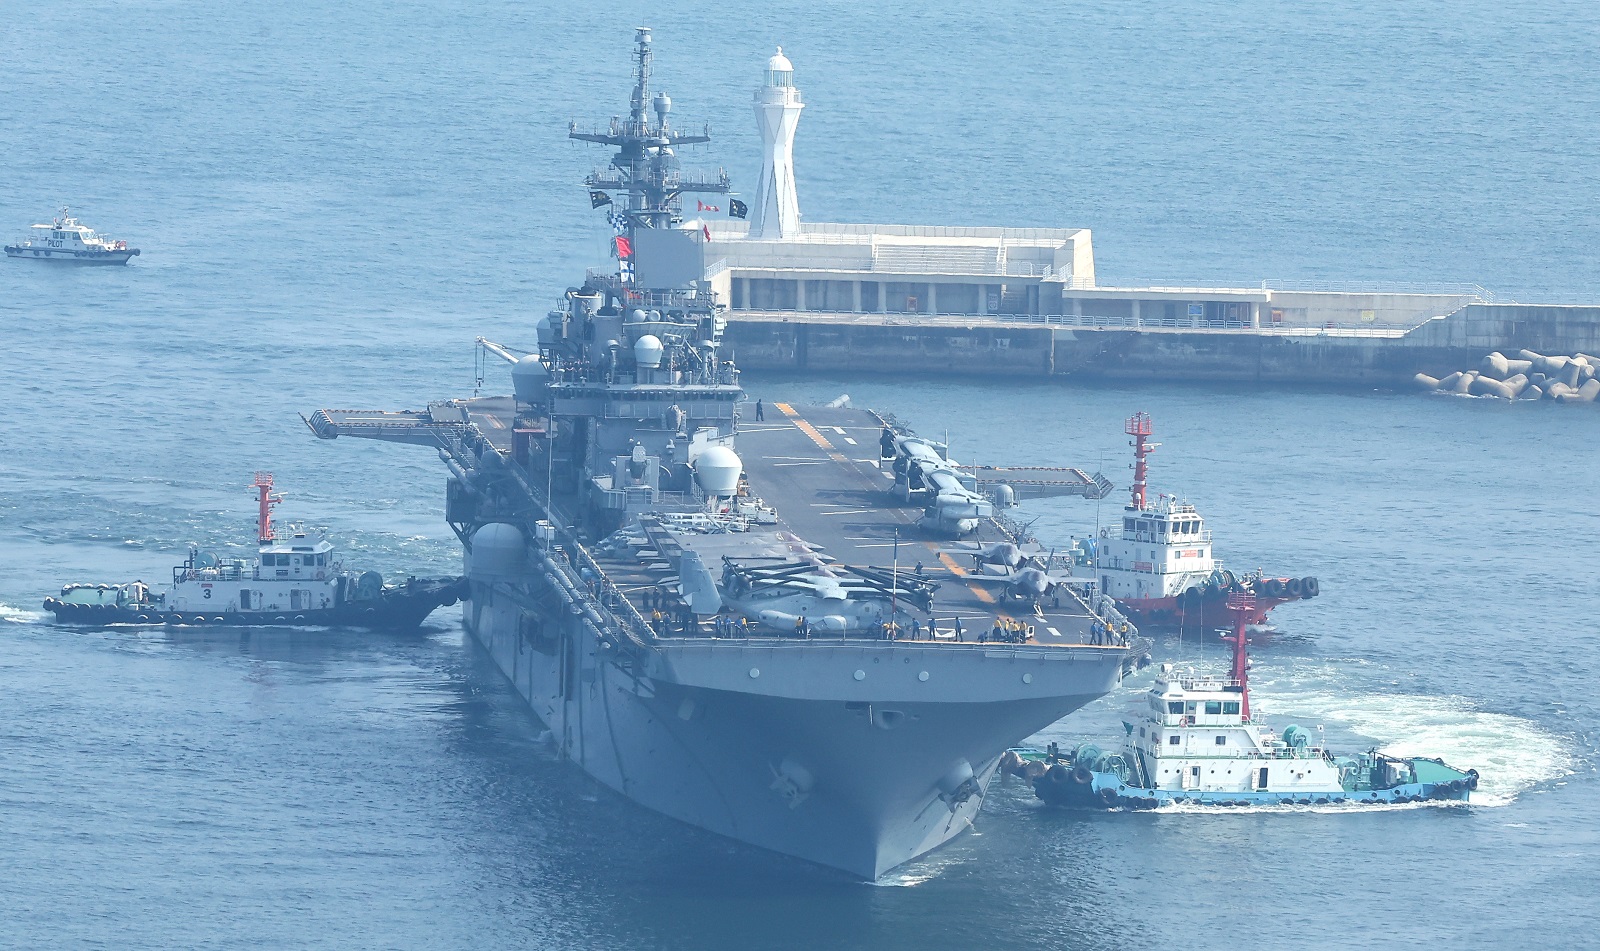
left=1125, top=412, right=1158, bottom=511
left=1224, top=590, right=1255, bottom=719
left=569, top=26, right=730, bottom=233
left=252, top=471, right=282, bottom=544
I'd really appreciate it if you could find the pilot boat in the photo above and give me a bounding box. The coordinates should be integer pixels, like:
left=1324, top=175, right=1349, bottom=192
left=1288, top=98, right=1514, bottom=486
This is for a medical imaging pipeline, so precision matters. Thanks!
left=5, top=208, right=140, bottom=264
left=1021, top=592, right=1479, bottom=808
left=1090, top=412, right=1318, bottom=629
left=43, top=473, right=464, bottom=628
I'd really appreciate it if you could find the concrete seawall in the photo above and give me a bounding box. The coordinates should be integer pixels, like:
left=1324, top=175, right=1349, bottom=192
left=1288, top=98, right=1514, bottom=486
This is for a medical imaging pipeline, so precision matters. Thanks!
left=724, top=304, right=1600, bottom=386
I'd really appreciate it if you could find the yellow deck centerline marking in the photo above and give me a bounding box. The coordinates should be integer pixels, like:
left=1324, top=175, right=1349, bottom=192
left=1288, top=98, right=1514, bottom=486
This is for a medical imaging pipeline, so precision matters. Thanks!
left=938, top=552, right=999, bottom=605
left=787, top=415, right=836, bottom=451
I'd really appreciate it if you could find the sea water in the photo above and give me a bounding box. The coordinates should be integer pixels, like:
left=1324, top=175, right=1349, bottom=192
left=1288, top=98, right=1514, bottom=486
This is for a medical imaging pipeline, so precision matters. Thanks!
left=2, top=2, right=1597, bottom=948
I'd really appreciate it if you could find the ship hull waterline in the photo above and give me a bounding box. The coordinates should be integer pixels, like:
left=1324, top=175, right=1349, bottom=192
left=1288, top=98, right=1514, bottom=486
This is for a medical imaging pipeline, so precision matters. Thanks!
left=466, top=579, right=1126, bottom=880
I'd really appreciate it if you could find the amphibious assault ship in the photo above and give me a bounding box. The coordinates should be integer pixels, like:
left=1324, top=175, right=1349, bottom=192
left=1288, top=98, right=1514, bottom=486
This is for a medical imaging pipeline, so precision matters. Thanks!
left=307, top=29, right=1143, bottom=879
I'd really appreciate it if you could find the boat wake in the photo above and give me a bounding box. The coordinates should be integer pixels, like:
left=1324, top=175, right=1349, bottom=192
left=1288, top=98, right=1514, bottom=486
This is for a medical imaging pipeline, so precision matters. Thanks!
left=0, top=602, right=47, bottom=624
left=1252, top=688, right=1573, bottom=807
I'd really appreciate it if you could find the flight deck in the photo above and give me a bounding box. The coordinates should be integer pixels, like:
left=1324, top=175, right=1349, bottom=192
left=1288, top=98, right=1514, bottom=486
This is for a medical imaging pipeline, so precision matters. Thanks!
left=311, top=398, right=1124, bottom=647
left=711, top=401, right=1113, bottom=646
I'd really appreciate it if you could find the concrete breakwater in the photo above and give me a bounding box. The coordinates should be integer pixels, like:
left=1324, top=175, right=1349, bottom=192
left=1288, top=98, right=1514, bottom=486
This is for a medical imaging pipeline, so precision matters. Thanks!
left=725, top=303, right=1600, bottom=387
left=1415, top=349, right=1600, bottom=403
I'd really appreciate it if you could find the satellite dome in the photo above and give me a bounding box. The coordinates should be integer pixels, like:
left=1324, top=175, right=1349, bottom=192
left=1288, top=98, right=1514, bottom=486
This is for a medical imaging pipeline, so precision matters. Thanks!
left=469, top=523, right=526, bottom=582
left=768, top=47, right=793, bottom=72
left=634, top=334, right=664, bottom=369
left=694, top=446, right=743, bottom=496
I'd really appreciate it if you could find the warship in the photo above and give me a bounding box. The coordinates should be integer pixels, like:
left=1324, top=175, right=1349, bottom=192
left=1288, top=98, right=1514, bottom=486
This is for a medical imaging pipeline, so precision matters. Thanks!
left=307, top=29, right=1144, bottom=879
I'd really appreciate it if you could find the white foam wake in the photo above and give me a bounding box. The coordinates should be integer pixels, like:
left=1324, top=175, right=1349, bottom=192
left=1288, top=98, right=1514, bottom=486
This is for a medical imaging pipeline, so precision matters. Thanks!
left=1253, top=688, right=1573, bottom=806
left=0, top=602, right=47, bottom=624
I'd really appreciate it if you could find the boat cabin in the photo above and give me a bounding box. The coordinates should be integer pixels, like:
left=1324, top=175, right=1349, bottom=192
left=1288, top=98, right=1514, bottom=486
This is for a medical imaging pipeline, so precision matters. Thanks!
left=1128, top=664, right=1341, bottom=794
left=1096, top=496, right=1215, bottom=601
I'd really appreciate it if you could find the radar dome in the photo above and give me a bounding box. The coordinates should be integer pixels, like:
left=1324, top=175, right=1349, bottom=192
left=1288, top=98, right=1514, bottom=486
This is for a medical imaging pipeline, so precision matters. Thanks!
left=512, top=354, right=550, bottom=404
left=694, top=446, right=743, bottom=496
left=634, top=334, right=664, bottom=369
left=469, top=523, right=526, bottom=582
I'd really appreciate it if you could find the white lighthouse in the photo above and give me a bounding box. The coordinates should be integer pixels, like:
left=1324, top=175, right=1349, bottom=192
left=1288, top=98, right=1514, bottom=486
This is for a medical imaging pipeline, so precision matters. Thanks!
left=750, top=47, right=804, bottom=240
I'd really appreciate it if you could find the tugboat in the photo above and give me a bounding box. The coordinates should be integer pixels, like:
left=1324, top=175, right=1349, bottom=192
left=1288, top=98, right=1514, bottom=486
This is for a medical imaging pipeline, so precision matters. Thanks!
left=1090, top=413, right=1318, bottom=629
left=5, top=208, right=140, bottom=264
left=1020, top=593, right=1479, bottom=808
left=43, top=473, right=464, bottom=628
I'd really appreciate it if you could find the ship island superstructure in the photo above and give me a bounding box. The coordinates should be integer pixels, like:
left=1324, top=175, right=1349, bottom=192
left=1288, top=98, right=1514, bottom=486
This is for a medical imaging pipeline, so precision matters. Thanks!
left=307, top=28, right=1145, bottom=879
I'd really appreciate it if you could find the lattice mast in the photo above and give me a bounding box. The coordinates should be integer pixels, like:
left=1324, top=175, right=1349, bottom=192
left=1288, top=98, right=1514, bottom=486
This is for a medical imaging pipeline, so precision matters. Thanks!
left=569, top=27, right=730, bottom=232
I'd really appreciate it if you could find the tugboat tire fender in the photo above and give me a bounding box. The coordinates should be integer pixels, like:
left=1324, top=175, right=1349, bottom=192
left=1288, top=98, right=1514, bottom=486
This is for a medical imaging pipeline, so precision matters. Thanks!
left=1303, top=577, right=1320, bottom=598
left=1285, top=577, right=1304, bottom=598
left=1097, top=786, right=1120, bottom=806
left=1071, top=762, right=1094, bottom=784
left=1044, top=764, right=1072, bottom=786
left=1465, top=769, right=1479, bottom=790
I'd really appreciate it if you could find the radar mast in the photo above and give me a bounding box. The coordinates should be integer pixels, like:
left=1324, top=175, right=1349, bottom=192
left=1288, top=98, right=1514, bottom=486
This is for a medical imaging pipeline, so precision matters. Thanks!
left=569, top=27, right=731, bottom=232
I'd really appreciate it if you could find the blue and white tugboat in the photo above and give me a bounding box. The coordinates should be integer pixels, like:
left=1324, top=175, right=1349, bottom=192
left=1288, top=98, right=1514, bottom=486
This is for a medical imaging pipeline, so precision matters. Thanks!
left=43, top=473, right=464, bottom=629
left=1024, top=593, right=1479, bottom=808
left=5, top=208, right=140, bottom=264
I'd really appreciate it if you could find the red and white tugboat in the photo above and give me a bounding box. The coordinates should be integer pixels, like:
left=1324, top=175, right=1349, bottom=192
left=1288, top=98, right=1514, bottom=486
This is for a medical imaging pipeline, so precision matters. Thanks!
left=1092, top=413, right=1319, bottom=630
left=43, top=473, right=464, bottom=628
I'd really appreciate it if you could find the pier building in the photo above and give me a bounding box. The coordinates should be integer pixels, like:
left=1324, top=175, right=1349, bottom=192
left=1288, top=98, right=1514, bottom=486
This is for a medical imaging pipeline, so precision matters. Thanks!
left=668, top=49, right=1596, bottom=385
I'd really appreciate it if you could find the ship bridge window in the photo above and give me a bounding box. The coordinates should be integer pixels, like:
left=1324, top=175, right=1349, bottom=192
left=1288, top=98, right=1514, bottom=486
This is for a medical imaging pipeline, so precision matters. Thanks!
left=1168, top=735, right=1180, bottom=745
left=1124, top=518, right=1136, bottom=532
left=1205, top=701, right=1222, bottom=715
left=1223, top=701, right=1240, bottom=715
left=1215, top=735, right=1227, bottom=745
left=1167, top=701, right=1184, bottom=714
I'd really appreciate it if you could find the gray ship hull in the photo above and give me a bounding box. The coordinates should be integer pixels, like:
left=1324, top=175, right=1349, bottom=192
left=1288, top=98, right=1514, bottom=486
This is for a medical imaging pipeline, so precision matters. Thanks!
left=467, top=578, right=1125, bottom=878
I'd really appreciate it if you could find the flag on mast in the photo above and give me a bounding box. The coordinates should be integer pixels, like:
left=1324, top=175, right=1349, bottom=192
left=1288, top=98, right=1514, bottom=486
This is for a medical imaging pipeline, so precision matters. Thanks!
left=729, top=199, right=748, bottom=219
left=590, top=190, right=612, bottom=208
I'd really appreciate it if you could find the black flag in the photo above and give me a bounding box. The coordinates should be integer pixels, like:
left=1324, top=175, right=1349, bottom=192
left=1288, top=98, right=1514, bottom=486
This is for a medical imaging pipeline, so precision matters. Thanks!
left=729, top=198, right=748, bottom=220
left=590, top=190, right=612, bottom=208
